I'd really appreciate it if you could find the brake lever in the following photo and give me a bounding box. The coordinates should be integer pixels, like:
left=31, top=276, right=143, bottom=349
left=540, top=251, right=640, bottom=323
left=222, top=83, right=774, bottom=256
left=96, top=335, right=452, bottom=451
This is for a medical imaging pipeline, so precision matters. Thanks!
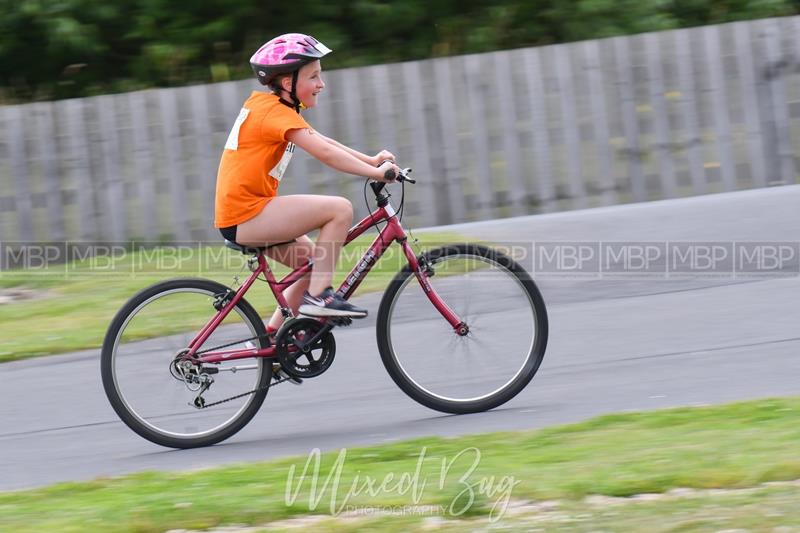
left=398, top=167, right=416, bottom=184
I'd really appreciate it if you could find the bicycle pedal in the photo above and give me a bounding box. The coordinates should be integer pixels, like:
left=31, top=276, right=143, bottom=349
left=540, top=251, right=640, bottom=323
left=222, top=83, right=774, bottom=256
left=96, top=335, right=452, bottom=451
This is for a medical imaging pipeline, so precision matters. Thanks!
left=330, top=317, right=353, bottom=327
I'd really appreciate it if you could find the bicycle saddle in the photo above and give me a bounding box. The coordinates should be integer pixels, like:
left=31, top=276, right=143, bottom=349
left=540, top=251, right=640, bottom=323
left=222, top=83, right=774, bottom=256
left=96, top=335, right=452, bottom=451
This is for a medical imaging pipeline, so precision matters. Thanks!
left=223, top=240, right=266, bottom=254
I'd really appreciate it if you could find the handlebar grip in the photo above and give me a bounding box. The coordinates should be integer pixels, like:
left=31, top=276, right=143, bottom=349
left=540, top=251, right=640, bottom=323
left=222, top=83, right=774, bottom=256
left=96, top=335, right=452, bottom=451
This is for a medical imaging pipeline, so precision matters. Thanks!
left=376, top=161, right=414, bottom=183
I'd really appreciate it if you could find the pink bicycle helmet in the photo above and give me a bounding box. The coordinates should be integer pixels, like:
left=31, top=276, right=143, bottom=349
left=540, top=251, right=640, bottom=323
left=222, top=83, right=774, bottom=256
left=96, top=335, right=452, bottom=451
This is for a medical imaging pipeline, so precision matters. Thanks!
left=250, top=33, right=332, bottom=86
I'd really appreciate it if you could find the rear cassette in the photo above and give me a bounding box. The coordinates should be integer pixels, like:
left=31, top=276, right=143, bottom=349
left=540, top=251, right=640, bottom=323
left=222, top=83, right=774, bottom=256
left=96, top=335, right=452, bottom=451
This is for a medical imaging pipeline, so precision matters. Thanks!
left=275, top=318, right=336, bottom=379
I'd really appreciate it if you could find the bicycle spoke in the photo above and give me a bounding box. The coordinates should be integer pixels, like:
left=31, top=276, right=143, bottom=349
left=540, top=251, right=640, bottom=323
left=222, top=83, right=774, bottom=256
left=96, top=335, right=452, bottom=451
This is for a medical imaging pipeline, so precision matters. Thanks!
left=462, top=336, right=476, bottom=362
left=378, top=245, right=547, bottom=410
left=445, top=332, right=459, bottom=352
left=462, top=269, right=473, bottom=321
left=463, top=332, right=490, bottom=349
left=104, top=280, right=269, bottom=447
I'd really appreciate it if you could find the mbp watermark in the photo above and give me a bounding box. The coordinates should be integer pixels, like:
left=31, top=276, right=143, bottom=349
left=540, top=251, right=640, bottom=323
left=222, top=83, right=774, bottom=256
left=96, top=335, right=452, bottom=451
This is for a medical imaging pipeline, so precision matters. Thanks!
left=0, top=242, right=130, bottom=276
left=1, top=240, right=798, bottom=280
left=735, top=242, right=799, bottom=277
left=525, top=241, right=799, bottom=279
left=284, top=446, right=520, bottom=523
left=668, top=242, right=734, bottom=277
left=602, top=242, right=666, bottom=277
left=534, top=242, right=600, bottom=278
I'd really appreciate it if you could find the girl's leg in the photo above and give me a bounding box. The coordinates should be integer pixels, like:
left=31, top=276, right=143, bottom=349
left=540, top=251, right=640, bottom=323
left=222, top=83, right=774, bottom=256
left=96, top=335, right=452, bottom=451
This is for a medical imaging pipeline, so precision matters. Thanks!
left=236, top=194, right=353, bottom=296
left=263, top=235, right=314, bottom=331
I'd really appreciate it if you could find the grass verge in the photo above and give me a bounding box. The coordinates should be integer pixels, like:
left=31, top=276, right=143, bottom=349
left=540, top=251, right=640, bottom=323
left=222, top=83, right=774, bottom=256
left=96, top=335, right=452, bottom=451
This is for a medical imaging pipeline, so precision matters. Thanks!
left=0, top=232, right=468, bottom=361
left=1, top=397, right=799, bottom=532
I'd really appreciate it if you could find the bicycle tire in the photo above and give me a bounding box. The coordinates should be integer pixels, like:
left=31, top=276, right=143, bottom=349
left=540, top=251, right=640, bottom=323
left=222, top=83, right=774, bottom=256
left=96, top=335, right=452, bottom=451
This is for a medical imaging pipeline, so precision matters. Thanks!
left=376, top=243, right=548, bottom=414
left=101, top=278, right=270, bottom=448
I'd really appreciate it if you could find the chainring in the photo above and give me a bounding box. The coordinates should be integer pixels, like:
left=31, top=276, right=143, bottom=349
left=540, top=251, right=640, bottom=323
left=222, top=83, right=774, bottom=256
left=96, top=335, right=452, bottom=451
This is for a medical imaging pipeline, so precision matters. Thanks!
left=275, top=318, right=336, bottom=379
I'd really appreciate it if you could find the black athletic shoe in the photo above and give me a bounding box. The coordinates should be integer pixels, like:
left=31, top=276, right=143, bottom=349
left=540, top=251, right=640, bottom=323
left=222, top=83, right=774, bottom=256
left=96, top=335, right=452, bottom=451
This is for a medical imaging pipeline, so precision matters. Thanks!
left=298, top=287, right=368, bottom=318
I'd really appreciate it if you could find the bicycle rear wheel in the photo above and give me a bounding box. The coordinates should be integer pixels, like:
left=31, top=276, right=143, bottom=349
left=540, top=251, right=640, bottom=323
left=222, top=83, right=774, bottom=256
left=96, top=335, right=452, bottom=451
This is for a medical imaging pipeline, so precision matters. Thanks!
left=376, top=244, right=547, bottom=414
left=101, top=278, right=270, bottom=448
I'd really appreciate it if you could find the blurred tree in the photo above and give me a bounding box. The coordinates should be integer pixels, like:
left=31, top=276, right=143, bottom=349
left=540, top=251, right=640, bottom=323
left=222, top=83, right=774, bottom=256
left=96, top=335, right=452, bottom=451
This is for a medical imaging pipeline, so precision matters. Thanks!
left=0, top=0, right=795, bottom=102
left=670, top=0, right=792, bottom=25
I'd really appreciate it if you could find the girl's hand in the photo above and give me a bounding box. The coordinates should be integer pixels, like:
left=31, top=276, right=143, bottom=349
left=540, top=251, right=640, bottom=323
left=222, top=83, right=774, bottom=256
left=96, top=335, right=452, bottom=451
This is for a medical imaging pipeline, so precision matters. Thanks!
left=370, top=150, right=396, bottom=166
left=375, top=160, right=400, bottom=182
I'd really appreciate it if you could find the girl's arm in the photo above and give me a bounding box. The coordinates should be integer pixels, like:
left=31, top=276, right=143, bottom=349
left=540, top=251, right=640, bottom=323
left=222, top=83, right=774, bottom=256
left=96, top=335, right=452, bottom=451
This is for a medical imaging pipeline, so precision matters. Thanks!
left=317, top=132, right=370, bottom=163
left=287, top=128, right=398, bottom=181
left=317, top=132, right=395, bottom=166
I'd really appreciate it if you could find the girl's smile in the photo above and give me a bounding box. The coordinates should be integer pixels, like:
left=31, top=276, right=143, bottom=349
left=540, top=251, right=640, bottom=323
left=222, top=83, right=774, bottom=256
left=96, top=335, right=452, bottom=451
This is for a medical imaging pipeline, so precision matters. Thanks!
left=288, top=60, right=325, bottom=109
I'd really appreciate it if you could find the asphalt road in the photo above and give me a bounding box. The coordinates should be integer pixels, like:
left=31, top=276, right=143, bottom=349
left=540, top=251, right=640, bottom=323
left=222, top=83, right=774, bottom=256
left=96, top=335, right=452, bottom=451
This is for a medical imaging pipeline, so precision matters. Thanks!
left=2, top=185, right=799, bottom=491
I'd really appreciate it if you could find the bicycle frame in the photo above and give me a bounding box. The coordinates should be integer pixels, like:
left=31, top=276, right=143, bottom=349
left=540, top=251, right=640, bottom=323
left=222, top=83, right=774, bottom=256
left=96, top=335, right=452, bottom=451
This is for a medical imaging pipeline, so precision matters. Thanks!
left=188, top=202, right=464, bottom=365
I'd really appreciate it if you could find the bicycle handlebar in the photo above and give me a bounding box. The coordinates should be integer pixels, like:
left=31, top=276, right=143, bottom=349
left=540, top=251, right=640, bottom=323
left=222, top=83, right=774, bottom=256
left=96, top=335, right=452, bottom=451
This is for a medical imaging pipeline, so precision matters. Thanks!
left=378, top=160, right=415, bottom=184
left=387, top=168, right=416, bottom=184
left=368, top=164, right=414, bottom=201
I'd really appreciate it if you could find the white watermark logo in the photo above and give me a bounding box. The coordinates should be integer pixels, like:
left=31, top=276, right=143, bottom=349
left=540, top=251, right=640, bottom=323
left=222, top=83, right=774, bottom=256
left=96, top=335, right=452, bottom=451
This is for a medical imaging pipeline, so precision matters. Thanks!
left=285, top=446, right=520, bottom=522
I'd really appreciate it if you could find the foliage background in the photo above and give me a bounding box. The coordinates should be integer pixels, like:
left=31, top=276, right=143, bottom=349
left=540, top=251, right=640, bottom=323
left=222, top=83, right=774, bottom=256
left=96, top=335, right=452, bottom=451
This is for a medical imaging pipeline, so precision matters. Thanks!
left=1, top=0, right=798, bottom=102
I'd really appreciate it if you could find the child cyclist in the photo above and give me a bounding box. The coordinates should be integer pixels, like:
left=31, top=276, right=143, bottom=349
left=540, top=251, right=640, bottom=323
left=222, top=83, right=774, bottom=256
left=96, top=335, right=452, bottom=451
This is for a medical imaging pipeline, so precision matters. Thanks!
left=214, top=33, right=400, bottom=333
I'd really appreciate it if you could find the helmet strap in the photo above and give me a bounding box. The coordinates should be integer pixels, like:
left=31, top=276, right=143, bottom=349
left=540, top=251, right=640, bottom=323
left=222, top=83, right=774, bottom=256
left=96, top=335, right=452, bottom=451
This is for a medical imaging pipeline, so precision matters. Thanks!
left=289, top=70, right=302, bottom=113
left=278, top=95, right=298, bottom=110
left=276, top=70, right=304, bottom=113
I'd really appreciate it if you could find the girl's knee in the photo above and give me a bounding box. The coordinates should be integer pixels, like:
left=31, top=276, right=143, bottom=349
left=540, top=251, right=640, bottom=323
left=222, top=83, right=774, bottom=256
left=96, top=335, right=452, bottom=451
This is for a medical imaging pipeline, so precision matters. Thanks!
left=334, top=197, right=353, bottom=221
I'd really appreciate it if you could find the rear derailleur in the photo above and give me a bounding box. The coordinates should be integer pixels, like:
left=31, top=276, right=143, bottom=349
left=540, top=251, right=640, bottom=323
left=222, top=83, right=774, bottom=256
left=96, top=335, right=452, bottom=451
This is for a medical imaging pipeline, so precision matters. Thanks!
left=170, top=354, right=217, bottom=408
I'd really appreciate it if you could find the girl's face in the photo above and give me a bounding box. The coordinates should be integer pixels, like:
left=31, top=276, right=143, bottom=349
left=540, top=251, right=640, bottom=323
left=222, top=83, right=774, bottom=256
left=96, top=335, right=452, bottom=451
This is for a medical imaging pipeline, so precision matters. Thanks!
left=283, top=60, right=325, bottom=108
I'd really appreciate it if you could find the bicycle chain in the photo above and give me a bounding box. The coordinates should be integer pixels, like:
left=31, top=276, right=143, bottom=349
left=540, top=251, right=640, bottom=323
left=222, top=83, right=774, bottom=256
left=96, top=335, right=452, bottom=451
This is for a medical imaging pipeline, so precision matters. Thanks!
left=196, top=374, right=295, bottom=408
left=197, top=384, right=265, bottom=408
left=187, top=333, right=284, bottom=409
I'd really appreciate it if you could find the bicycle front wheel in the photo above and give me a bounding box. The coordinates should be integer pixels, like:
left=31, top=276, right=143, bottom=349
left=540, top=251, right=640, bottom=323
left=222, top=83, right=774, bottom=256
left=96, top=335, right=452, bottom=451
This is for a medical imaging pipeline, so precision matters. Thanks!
left=101, top=278, right=270, bottom=448
left=376, top=244, right=548, bottom=414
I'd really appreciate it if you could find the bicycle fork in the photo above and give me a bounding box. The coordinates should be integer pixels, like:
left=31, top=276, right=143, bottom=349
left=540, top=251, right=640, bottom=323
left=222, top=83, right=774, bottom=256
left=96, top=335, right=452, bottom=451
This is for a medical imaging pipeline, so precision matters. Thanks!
left=400, top=241, right=469, bottom=337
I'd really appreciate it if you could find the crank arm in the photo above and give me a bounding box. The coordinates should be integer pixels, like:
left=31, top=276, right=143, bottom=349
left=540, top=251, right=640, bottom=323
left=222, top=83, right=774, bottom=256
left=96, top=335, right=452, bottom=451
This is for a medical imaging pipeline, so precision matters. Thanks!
left=292, top=324, right=334, bottom=351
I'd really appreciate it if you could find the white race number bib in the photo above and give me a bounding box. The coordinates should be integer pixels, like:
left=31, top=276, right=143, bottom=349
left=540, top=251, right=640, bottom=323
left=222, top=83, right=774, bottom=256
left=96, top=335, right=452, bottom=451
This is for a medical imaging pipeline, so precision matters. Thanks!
left=224, top=107, right=250, bottom=150
left=269, top=142, right=296, bottom=181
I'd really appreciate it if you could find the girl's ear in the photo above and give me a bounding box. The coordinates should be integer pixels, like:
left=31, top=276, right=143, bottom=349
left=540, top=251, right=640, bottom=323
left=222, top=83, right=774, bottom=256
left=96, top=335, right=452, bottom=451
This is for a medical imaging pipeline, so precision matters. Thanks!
left=280, top=76, right=292, bottom=93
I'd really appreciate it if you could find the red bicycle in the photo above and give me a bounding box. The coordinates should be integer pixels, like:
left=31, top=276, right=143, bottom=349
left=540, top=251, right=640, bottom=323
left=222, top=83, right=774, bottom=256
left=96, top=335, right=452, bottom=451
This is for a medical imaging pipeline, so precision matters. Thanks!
left=101, top=169, right=548, bottom=448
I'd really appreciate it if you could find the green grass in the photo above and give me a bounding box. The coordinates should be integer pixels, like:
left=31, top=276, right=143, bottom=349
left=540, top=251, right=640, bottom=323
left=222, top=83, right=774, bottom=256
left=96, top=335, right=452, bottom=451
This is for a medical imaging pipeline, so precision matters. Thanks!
left=2, top=397, right=800, bottom=532
left=429, top=483, right=800, bottom=532
left=0, top=232, right=467, bottom=362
